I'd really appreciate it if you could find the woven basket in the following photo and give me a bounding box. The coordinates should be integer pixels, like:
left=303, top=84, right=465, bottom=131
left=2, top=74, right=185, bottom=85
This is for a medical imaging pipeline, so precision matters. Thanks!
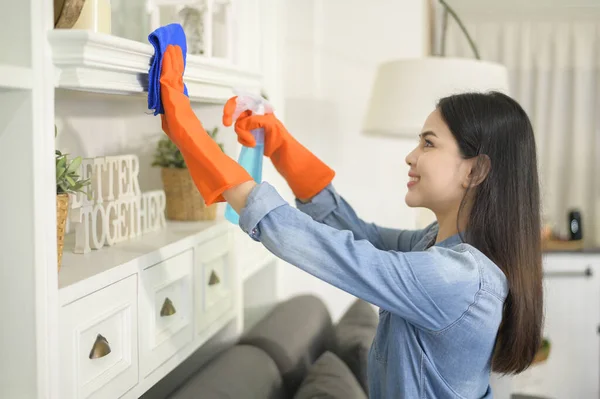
left=161, top=167, right=217, bottom=221
left=56, top=193, right=69, bottom=271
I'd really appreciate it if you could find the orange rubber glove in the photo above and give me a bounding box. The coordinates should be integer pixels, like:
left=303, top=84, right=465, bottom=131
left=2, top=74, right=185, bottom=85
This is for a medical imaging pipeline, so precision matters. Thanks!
left=223, top=97, right=335, bottom=200
left=159, top=45, right=253, bottom=205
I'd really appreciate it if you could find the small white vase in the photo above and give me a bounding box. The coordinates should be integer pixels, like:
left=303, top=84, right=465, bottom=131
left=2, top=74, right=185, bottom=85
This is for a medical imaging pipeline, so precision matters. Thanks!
left=72, top=0, right=112, bottom=34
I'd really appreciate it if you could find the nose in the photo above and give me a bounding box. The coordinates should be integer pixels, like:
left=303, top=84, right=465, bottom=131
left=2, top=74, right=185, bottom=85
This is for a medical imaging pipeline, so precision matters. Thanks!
left=405, top=146, right=418, bottom=167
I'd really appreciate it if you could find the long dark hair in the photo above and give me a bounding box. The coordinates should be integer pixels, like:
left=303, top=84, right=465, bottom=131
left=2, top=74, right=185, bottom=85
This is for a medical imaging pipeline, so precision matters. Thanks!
left=437, top=91, right=543, bottom=374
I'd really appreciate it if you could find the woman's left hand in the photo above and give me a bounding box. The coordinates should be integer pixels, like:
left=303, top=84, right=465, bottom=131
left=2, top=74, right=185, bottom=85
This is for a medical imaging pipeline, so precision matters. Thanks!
left=159, top=44, right=254, bottom=205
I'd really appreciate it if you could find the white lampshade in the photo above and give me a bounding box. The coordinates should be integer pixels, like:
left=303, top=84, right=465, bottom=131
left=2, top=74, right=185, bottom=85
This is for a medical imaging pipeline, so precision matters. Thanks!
left=362, top=57, right=510, bottom=137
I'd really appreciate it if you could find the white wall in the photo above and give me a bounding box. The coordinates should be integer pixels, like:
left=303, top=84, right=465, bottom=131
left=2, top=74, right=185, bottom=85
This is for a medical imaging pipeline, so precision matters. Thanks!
left=275, top=0, right=429, bottom=321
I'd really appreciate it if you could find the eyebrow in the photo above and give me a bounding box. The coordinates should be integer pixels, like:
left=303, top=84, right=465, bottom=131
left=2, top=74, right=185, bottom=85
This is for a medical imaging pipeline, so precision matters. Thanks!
left=419, top=131, right=438, bottom=139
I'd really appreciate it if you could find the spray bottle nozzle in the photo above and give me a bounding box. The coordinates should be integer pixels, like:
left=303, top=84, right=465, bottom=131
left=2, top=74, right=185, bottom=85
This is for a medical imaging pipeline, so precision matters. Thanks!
left=232, top=89, right=274, bottom=120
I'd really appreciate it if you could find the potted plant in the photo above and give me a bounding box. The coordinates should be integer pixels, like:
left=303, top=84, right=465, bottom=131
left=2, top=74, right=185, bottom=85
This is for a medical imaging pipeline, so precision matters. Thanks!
left=532, top=338, right=551, bottom=365
left=55, top=127, right=91, bottom=271
left=152, top=127, right=223, bottom=221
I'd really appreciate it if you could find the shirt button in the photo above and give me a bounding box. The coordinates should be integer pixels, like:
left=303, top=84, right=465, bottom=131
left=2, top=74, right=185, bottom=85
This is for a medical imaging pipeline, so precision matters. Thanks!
left=251, top=228, right=258, bottom=236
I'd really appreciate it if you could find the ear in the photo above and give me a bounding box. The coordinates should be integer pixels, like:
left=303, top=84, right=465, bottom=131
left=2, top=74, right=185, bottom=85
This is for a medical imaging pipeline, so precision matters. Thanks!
left=463, top=154, right=491, bottom=188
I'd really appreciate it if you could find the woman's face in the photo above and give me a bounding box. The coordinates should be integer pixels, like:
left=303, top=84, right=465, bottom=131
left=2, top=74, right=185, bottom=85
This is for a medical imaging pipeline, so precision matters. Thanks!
left=404, top=109, right=475, bottom=216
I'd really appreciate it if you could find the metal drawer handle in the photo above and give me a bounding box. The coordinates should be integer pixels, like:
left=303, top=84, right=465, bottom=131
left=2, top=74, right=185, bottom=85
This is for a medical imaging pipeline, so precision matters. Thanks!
left=160, top=297, right=177, bottom=317
left=89, top=334, right=111, bottom=359
left=544, top=266, right=593, bottom=278
left=208, top=270, right=220, bottom=286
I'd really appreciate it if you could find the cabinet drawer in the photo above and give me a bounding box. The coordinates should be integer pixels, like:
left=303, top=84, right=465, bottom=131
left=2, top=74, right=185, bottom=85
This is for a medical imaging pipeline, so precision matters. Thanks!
left=59, top=275, right=138, bottom=399
left=194, top=232, right=234, bottom=333
left=139, top=248, right=194, bottom=377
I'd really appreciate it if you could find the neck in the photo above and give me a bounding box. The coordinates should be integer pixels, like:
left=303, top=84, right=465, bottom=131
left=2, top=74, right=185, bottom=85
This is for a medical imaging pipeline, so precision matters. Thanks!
left=434, top=204, right=470, bottom=243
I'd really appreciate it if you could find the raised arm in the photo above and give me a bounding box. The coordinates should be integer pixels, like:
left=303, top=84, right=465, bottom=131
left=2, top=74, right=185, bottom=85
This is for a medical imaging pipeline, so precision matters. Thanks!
left=225, top=182, right=480, bottom=332
left=296, top=184, right=432, bottom=252
left=222, top=100, right=429, bottom=252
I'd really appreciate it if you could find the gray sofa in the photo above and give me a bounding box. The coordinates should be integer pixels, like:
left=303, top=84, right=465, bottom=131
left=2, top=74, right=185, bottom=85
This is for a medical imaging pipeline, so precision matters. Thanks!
left=167, top=295, right=379, bottom=399
left=148, top=294, right=550, bottom=399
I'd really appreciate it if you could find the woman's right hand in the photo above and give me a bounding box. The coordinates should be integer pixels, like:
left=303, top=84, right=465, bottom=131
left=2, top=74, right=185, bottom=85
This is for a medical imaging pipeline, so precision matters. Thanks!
left=222, top=96, right=289, bottom=158
left=221, top=96, right=336, bottom=201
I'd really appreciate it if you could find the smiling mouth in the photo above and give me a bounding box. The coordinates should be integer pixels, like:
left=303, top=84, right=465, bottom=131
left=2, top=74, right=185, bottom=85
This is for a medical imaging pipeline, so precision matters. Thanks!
left=407, top=177, right=419, bottom=188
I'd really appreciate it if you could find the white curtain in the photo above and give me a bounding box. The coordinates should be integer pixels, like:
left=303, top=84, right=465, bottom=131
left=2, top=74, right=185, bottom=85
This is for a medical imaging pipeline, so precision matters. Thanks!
left=443, top=6, right=600, bottom=247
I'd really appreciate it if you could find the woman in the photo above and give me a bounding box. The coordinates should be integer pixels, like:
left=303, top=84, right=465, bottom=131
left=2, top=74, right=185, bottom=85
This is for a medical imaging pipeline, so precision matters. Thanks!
left=159, top=45, right=543, bottom=398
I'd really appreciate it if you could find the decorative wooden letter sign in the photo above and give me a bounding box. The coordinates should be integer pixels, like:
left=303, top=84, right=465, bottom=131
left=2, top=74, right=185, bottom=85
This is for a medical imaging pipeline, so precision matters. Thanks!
left=69, top=154, right=167, bottom=254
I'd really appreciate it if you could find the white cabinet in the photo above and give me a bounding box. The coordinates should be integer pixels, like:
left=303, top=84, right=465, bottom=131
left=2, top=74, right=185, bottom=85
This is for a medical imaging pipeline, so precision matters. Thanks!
left=512, top=253, right=600, bottom=399
left=139, top=248, right=194, bottom=378
left=59, top=275, right=139, bottom=399
left=57, top=221, right=239, bottom=398
left=195, top=232, right=235, bottom=333
left=59, top=221, right=237, bottom=399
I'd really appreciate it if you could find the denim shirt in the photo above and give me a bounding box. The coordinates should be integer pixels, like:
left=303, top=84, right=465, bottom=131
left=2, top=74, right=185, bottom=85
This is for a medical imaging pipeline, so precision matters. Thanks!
left=239, top=182, right=508, bottom=399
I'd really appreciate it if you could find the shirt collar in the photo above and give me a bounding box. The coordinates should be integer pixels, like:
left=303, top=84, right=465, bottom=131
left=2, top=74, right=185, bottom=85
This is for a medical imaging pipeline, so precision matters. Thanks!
left=422, top=222, right=464, bottom=249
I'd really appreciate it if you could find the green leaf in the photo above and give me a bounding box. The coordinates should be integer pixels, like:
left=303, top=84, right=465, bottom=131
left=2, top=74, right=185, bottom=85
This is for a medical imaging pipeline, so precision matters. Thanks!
left=57, top=156, right=67, bottom=169
left=56, top=168, right=66, bottom=181
left=55, top=145, right=91, bottom=193
left=67, top=157, right=82, bottom=174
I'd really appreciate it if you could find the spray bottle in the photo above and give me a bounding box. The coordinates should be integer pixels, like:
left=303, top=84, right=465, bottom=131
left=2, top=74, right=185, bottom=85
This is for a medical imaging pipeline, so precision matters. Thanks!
left=225, top=91, right=273, bottom=224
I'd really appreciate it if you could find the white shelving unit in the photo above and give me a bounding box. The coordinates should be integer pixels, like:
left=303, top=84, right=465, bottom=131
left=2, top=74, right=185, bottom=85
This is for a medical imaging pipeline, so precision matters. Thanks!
left=58, top=219, right=230, bottom=305
left=0, top=0, right=285, bottom=398
left=49, top=29, right=262, bottom=102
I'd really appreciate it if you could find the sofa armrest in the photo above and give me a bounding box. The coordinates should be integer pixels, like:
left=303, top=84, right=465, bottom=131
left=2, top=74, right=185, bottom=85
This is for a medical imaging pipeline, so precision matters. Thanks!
left=168, top=345, right=285, bottom=399
left=239, top=295, right=335, bottom=395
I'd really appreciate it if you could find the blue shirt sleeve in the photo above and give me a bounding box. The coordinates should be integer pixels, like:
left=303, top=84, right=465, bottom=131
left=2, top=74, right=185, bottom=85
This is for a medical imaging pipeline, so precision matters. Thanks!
left=295, top=184, right=430, bottom=252
left=240, top=183, right=481, bottom=332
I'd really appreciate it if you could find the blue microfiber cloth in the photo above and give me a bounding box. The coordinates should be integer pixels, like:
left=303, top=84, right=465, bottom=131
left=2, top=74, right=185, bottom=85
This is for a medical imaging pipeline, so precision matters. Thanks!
left=148, top=23, right=189, bottom=115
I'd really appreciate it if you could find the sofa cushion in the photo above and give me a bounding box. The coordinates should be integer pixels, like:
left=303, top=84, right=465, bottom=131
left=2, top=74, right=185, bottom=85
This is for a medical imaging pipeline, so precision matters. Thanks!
left=167, top=345, right=285, bottom=399
left=333, top=299, right=378, bottom=393
left=239, top=295, right=335, bottom=395
left=293, top=351, right=367, bottom=399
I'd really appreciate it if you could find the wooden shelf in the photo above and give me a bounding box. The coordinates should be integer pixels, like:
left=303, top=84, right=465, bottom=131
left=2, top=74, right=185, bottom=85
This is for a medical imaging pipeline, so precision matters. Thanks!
left=0, top=64, right=32, bottom=90
left=48, top=30, right=262, bottom=103
left=58, top=219, right=231, bottom=305
left=542, top=238, right=585, bottom=252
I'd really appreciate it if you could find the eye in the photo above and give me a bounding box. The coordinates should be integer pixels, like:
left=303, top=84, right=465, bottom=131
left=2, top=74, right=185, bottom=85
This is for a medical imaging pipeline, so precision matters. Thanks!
left=423, top=139, right=434, bottom=148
